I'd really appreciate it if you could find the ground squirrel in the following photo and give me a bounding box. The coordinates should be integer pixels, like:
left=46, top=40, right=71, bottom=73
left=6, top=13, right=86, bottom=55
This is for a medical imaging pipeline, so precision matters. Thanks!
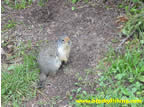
left=37, top=35, right=72, bottom=88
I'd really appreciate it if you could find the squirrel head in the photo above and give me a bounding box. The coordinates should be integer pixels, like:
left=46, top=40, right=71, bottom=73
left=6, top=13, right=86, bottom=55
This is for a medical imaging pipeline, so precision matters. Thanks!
left=56, top=35, right=72, bottom=62
left=57, top=35, right=71, bottom=46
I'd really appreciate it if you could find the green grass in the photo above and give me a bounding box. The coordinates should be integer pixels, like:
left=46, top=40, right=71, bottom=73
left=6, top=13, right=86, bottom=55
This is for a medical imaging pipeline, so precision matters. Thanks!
left=3, top=0, right=49, bottom=9
left=122, top=8, right=144, bottom=39
left=3, top=0, right=33, bottom=9
left=116, top=0, right=144, bottom=41
left=71, top=0, right=88, bottom=4
left=4, top=19, right=17, bottom=30
left=1, top=6, right=5, bottom=13
left=38, top=0, right=48, bottom=6
left=1, top=41, right=40, bottom=106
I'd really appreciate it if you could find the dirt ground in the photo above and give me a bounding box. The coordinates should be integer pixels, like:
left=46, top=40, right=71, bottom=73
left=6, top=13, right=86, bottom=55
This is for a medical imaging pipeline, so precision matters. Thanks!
left=2, top=0, right=121, bottom=106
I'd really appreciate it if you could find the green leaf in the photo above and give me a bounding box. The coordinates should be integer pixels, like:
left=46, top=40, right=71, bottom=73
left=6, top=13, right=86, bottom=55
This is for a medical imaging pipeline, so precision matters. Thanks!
left=8, top=65, right=15, bottom=71
left=115, top=73, right=125, bottom=80
left=140, top=40, right=144, bottom=44
left=122, top=28, right=128, bottom=35
left=84, top=0, right=88, bottom=3
left=125, top=6, right=129, bottom=11
left=72, top=0, right=78, bottom=4
left=118, top=4, right=123, bottom=8
left=132, top=0, right=139, bottom=3
left=69, top=95, right=73, bottom=100
left=72, top=6, right=75, bottom=11
left=4, top=0, right=10, bottom=4
left=121, top=88, right=130, bottom=96
left=82, top=91, right=87, bottom=96
left=137, top=76, right=144, bottom=82
left=132, top=87, right=137, bottom=93
left=77, top=88, right=82, bottom=93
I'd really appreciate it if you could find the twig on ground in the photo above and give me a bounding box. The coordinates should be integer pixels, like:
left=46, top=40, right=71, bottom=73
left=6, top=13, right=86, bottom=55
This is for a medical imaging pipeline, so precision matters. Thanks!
left=37, top=89, right=50, bottom=102
left=115, top=30, right=135, bottom=53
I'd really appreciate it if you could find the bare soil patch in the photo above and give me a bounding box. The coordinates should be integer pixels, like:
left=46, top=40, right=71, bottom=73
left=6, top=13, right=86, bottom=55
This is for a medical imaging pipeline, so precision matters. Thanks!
left=1, top=0, right=121, bottom=106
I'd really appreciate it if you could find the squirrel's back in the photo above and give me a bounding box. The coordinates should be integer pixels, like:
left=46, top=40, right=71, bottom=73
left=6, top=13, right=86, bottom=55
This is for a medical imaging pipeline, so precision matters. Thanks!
left=38, top=42, right=61, bottom=75
left=37, top=36, right=72, bottom=88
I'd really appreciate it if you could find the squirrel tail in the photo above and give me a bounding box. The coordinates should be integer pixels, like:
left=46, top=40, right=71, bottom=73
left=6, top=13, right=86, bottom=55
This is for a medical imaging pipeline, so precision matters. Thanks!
left=37, top=73, right=47, bottom=89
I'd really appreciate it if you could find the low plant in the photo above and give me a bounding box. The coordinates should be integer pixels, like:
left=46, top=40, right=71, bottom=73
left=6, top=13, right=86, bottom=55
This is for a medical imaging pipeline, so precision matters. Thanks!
left=1, top=41, right=40, bottom=106
left=4, top=19, right=17, bottom=30
left=3, top=0, right=33, bottom=9
left=38, top=0, right=48, bottom=6
left=122, top=8, right=144, bottom=40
